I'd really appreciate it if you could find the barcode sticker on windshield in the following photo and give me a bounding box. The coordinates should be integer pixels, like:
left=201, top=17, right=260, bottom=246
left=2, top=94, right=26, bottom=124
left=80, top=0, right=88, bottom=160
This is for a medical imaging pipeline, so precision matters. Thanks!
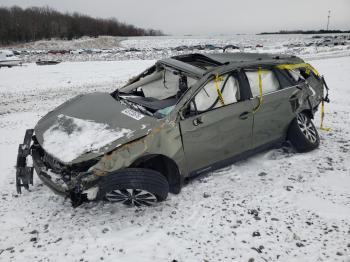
left=121, top=108, right=144, bottom=120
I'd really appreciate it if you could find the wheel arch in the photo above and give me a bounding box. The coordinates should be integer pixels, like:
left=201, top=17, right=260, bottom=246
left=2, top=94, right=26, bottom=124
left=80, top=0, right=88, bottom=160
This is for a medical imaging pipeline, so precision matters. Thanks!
left=285, top=108, right=314, bottom=140
left=300, top=108, right=314, bottom=119
left=131, top=154, right=182, bottom=194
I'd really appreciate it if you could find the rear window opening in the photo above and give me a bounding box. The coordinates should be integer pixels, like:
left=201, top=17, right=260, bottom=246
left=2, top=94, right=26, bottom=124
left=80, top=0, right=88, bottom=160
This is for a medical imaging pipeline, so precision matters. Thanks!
left=288, top=69, right=306, bottom=82
left=286, top=68, right=320, bottom=83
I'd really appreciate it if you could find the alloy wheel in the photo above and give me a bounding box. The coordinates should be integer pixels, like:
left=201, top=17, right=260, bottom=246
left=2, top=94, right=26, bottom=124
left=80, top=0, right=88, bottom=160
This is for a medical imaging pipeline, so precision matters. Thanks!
left=297, top=113, right=317, bottom=143
left=105, top=188, right=158, bottom=207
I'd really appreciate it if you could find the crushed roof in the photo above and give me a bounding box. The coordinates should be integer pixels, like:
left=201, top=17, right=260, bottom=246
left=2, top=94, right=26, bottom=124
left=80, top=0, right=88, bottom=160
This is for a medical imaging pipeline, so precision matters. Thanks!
left=204, top=52, right=303, bottom=64
left=161, top=53, right=304, bottom=77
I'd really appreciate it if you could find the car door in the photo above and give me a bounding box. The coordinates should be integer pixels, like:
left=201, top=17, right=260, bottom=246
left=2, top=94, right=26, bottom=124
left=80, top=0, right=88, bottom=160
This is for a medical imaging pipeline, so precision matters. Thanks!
left=179, top=72, right=255, bottom=174
left=244, top=68, right=299, bottom=148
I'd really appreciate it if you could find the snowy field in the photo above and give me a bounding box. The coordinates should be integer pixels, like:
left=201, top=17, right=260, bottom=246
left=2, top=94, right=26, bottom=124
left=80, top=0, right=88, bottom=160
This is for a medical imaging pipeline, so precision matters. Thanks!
left=0, top=54, right=350, bottom=261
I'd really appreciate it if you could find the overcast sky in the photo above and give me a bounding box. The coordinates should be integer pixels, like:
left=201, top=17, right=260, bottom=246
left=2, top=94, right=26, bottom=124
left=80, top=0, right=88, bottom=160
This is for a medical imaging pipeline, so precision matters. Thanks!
left=0, top=0, right=349, bottom=35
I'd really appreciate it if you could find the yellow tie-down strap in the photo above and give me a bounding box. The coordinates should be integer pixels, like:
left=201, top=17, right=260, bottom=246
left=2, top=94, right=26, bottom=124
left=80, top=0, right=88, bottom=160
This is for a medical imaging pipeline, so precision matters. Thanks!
left=320, top=100, right=331, bottom=131
left=214, top=74, right=225, bottom=106
left=276, top=63, right=320, bottom=77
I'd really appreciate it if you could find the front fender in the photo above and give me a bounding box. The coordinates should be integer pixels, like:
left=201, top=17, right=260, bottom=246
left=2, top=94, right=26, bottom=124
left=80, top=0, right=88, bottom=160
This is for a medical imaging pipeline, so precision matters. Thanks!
left=89, top=121, right=187, bottom=177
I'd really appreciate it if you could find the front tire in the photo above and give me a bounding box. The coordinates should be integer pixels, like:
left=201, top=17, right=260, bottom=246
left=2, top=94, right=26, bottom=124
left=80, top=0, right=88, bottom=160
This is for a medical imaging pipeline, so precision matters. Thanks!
left=287, top=112, right=320, bottom=152
left=98, top=168, right=169, bottom=207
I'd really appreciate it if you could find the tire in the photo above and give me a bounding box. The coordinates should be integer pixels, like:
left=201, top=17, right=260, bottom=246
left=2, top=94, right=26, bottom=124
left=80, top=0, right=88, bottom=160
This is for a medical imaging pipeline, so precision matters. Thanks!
left=97, top=168, right=169, bottom=207
left=287, top=112, right=320, bottom=152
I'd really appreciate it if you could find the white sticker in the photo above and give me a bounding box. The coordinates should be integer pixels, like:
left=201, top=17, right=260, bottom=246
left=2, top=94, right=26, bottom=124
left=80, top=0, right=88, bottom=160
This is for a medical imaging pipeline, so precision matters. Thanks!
left=121, top=108, right=144, bottom=120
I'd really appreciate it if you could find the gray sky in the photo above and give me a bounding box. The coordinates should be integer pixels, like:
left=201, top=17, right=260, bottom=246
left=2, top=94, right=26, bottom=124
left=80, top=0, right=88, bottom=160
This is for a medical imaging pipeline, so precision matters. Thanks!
left=0, top=0, right=349, bottom=35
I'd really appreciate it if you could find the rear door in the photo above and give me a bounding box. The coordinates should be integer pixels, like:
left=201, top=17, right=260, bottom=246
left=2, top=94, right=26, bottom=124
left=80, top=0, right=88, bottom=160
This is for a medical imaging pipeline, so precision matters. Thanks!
left=179, top=72, right=254, bottom=174
left=244, top=68, right=298, bottom=148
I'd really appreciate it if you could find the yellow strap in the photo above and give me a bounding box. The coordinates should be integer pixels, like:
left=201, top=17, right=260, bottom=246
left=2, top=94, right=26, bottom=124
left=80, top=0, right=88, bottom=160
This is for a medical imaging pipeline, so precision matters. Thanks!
left=214, top=74, right=225, bottom=106
left=252, top=66, right=263, bottom=114
left=306, top=63, right=321, bottom=77
left=276, top=63, right=320, bottom=77
left=320, top=100, right=331, bottom=131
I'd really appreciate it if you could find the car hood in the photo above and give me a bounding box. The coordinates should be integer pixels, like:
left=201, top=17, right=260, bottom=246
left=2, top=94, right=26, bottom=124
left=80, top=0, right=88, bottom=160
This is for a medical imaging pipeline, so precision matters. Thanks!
left=34, top=92, right=157, bottom=164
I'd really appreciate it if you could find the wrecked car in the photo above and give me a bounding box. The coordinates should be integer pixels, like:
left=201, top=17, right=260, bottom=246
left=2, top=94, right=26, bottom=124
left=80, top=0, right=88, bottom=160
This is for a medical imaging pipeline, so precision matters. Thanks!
left=16, top=53, right=330, bottom=207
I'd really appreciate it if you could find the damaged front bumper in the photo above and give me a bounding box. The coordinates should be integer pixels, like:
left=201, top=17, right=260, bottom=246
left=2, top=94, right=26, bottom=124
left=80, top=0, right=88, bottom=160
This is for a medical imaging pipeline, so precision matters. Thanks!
left=16, top=129, right=34, bottom=194
left=16, top=129, right=101, bottom=206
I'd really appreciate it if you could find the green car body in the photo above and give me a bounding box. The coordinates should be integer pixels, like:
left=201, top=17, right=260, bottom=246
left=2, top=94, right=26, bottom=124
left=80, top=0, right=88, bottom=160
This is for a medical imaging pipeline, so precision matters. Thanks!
left=16, top=53, right=327, bottom=206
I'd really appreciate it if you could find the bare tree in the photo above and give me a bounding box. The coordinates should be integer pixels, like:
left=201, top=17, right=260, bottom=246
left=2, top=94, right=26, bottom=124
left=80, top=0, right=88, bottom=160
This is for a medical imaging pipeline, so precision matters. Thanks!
left=0, top=6, right=164, bottom=45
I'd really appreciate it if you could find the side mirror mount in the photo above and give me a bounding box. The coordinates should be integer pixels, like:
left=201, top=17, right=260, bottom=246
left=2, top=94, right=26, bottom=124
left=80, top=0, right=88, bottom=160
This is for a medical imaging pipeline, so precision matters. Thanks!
left=176, top=74, right=188, bottom=99
left=190, top=100, right=197, bottom=114
left=179, top=110, right=185, bottom=120
left=179, top=100, right=197, bottom=120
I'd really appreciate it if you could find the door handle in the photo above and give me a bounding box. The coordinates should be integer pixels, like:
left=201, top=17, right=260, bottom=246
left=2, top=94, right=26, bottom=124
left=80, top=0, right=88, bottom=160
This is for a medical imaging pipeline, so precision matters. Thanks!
left=193, top=116, right=203, bottom=126
left=239, top=111, right=250, bottom=120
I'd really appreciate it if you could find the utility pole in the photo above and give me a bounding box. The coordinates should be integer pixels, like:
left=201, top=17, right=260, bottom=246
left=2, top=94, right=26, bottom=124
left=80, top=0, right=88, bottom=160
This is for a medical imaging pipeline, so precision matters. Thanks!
left=326, top=10, right=331, bottom=31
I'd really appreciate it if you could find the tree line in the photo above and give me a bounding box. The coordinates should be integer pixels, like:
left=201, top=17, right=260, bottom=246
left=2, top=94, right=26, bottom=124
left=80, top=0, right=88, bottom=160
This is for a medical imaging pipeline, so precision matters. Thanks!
left=0, top=6, right=164, bottom=45
left=259, top=29, right=350, bottom=35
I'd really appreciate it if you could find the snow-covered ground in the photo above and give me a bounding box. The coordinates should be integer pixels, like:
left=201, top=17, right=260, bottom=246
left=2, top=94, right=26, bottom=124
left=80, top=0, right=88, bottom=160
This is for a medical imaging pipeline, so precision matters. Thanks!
left=6, top=36, right=126, bottom=51
left=0, top=55, right=350, bottom=261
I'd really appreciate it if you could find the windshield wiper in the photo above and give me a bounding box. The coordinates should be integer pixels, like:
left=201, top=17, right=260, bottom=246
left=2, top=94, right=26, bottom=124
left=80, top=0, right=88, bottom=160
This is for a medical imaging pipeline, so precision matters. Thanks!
left=120, top=97, right=154, bottom=117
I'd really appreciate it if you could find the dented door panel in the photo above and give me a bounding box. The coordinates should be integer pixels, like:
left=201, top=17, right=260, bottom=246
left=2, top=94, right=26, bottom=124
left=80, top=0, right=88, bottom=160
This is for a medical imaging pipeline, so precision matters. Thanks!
left=180, top=100, right=254, bottom=173
left=252, top=86, right=299, bottom=148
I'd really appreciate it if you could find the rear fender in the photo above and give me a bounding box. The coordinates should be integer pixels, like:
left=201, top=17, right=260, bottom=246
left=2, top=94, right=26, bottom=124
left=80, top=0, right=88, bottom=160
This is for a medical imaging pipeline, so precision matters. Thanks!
left=304, top=73, right=324, bottom=109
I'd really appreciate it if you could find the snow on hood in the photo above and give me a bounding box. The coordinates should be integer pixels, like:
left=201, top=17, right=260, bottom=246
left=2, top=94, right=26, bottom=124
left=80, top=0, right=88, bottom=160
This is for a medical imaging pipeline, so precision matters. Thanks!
left=42, top=114, right=132, bottom=163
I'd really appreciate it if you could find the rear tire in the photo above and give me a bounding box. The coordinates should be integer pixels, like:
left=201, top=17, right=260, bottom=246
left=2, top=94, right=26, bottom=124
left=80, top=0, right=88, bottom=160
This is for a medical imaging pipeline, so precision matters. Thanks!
left=287, top=112, right=320, bottom=152
left=98, top=168, right=169, bottom=207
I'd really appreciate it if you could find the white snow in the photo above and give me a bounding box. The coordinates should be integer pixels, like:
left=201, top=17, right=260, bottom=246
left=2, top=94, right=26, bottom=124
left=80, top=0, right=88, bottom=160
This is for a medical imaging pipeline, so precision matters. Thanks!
left=0, top=60, right=154, bottom=94
left=0, top=41, right=349, bottom=262
left=42, top=114, right=132, bottom=163
left=0, top=60, right=155, bottom=115
left=6, top=35, right=126, bottom=50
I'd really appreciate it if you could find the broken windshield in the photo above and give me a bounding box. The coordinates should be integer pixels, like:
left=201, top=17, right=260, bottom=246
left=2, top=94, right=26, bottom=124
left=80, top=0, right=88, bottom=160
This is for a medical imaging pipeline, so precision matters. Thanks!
left=114, top=66, right=197, bottom=118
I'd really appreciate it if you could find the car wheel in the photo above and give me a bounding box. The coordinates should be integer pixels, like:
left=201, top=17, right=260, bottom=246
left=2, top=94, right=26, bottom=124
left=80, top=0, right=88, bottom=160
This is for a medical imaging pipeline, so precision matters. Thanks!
left=98, top=168, right=169, bottom=207
left=287, top=112, right=320, bottom=152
